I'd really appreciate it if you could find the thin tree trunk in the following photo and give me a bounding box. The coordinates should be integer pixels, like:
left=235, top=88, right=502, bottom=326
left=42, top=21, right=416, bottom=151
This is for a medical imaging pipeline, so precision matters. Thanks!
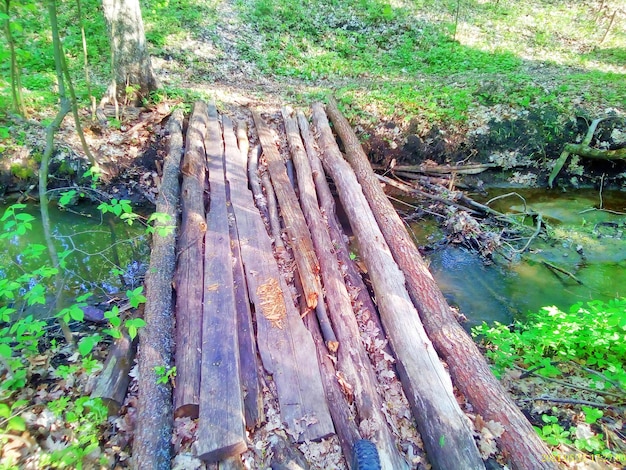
left=324, top=98, right=556, bottom=470
left=101, top=0, right=157, bottom=102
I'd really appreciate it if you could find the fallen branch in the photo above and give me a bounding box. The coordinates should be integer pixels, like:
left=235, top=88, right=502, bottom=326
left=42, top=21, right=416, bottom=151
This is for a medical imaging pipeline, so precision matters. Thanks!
left=541, top=260, right=583, bottom=285
left=388, top=162, right=497, bottom=176
left=549, top=117, right=626, bottom=188
left=528, top=396, right=617, bottom=408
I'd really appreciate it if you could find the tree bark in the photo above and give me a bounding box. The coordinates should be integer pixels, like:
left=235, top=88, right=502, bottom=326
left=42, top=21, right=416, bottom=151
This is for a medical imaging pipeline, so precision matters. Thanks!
left=251, top=110, right=321, bottom=309
left=324, top=98, right=557, bottom=470
left=173, top=101, right=208, bottom=418
left=101, top=0, right=157, bottom=101
left=284, top=107, right=407, bottom=469
left=314, top=103, right=485, bottom=470
left=132, top=108, right=183, bottom=469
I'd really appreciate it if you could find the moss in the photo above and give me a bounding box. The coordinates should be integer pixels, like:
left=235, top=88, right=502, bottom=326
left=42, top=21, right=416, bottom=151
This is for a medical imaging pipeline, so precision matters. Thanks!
left=10, top=163, right=35, bottom=180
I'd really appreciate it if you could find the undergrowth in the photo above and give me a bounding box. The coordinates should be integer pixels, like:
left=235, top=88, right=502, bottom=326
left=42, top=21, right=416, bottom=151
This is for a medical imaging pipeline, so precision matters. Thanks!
left=473, top=299, right=626, bottom=464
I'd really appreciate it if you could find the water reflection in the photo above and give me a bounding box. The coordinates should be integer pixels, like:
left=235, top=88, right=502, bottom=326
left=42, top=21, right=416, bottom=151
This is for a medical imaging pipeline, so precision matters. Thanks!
left=0, top=203, right=150, bottom=320
left=416, top=189, right=625, bottom=327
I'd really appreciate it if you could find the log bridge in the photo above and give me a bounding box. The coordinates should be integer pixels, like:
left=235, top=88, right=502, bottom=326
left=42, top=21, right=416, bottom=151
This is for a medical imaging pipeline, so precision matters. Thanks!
left=126, top=100, right=558, bottom=469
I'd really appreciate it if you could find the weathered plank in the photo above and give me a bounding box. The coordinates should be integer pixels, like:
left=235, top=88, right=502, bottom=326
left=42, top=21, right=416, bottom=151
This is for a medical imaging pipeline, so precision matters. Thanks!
left=284, top=107, right=407, bottom=469
left=132, top=108, right=183, bottom=469
left=234, top=120, right=264, bottom=430
left=313, top=102, right=485, bottom=470
left=251, top=110, right=321, bottom=309
left=174, top=101, right=208, bottom=418
left=195, top=107, right=247, bottom=462
left=224, top=113, right=334, bottom=443
left=324, top=98, right=557, bottom=470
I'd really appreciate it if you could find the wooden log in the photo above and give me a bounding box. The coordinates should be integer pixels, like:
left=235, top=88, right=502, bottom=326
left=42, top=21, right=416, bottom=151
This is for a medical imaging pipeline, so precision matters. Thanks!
left=235, top=120, right=265, bottom=430
left=324, top=98, right=557, bottom=470
left=302, top=303, right=360, bottom=468
left=251, top=110, right=321, bottom=309
left=313, top=102, right=485, bottom=470
left=223, top=113, right=334, bottom=443
left=246, top=143, right=270, bottom=223
left=297, top=110, right=394, bottom=361
left=132, top=108, right=183, bottom=469
left=91, top=329, right=137, bottom=415
left=283, top=107, right=406, bottom=469
left=260, top=166, right=285, bottom=251
left=195, top=108, right=247, bottom=462
left=173, top=101, right=208, bottom=418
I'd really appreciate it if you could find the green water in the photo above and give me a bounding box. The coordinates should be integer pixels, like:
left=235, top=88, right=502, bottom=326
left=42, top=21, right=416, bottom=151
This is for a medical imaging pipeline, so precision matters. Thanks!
left=0, top=202, right=150, bottom=320
left=417, top=189, right=626, bottom=327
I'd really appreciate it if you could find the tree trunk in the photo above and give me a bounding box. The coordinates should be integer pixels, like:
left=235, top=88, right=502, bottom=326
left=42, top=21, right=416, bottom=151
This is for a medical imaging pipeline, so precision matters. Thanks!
left=132, top=108, right=183, bottom=469
left=173, top=101, right=208, bottom=418
left=313, top=103, right=485, bottom=470
left=101, top=0, right=157, bottom=102
left=324, top=98, right=557, bottom=470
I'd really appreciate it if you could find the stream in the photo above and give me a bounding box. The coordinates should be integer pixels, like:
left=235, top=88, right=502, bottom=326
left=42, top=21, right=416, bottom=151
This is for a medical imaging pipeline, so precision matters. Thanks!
left=2, top=188, right=624, bottom=327
left=0, top=202, right=150, bottom=320
left=420, top=188, right=626, bottom=328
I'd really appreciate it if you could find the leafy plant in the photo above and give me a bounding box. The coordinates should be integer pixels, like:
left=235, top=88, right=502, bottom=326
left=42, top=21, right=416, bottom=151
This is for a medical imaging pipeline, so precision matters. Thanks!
left=535, top=413, right=572, bottom=446
left=472, top=299, right=626, bottom=389
left=154, top=365, right=176, bottom=385
left=43, top=396, right=109, bottom=468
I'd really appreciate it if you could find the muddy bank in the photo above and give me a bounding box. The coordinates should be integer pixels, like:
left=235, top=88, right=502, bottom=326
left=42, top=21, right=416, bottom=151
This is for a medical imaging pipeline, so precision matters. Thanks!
left=0, top=107, right=171, bottom=206
left=357, top=104, right=626, bottom=190
left=1, top=103, right=625, bottom=205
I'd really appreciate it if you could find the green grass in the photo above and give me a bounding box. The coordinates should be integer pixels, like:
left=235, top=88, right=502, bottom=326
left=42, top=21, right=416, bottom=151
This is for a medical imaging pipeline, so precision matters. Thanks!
left=235, top=0, right=625, bottom=124
left=0, top=0, right=624, bottom=124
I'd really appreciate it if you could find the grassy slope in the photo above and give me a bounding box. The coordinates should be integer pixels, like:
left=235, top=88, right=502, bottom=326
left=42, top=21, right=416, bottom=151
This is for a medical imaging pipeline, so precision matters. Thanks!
left=229, top=0, right=625, bottom=125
